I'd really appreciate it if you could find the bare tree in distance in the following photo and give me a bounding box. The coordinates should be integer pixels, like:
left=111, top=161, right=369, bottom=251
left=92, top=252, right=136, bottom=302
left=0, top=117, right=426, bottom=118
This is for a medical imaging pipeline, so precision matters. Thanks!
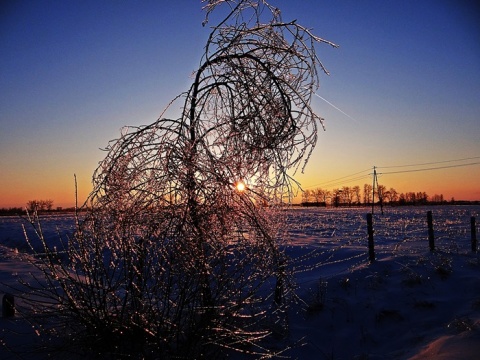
left=27, top=199, right=54, bottom=212
left=16, top=1, right=336, bottom=358
left=364, top=183, right=373, bottom=205
left=352, top=185, right=361, bottom=205
left=302, top=185, right=446, bottom=207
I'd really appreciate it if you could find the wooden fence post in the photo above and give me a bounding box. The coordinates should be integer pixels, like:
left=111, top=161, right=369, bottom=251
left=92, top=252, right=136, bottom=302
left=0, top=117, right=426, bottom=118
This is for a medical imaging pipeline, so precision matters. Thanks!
left=367, top=213, right=375, bottom=262
left=471, top=216, right=477, bottom=253
left=427, top=211, right=435, bottom=251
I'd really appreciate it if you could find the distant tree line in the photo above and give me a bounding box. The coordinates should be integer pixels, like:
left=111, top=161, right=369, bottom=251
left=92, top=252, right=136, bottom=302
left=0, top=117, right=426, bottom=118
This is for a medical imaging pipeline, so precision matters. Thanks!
left=300, top=184, right=458, bottom=207
left=26, top=199, right=54, bottom=211
left=0, top=199, right=79, bottom=216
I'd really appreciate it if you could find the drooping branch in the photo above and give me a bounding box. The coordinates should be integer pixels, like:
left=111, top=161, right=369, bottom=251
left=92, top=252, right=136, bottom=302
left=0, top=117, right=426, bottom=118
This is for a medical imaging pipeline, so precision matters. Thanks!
left=180, top=1, right=338, bottom=203
left=27, top=1, right=338, bottom=358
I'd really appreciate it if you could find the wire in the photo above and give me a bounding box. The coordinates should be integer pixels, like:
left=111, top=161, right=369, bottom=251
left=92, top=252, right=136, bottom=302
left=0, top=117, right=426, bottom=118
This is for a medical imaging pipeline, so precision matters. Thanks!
left=302, top=156, right=480, bottom=190
left=377, top=156, right=480, bottom=169
left=305, top=168, right=371, bottom=189
left=321, top=174, right=372, bottom=189
left=380, top=161, right=480, bottom=175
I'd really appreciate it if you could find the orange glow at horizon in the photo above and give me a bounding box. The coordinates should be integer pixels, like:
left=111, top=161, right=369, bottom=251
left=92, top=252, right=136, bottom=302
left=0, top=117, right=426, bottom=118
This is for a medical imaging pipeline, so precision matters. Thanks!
left=293, top=163, right=480, bottom=203
left=0, top=172, right=93, bottom=209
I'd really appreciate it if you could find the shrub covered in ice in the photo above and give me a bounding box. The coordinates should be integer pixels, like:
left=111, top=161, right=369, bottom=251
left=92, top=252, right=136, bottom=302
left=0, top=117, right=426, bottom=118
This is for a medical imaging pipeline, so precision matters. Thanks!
left=15, top=1, right=334, bottom=358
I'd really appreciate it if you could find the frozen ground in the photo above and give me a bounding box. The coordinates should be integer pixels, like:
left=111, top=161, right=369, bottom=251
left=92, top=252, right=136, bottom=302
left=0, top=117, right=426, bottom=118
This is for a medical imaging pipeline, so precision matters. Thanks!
left=1, top=206, right=479, bottom=359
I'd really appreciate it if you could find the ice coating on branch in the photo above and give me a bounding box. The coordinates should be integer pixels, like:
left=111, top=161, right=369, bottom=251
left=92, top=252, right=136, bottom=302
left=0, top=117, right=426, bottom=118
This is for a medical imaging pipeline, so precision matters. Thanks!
left=18, top=1, right=336, bottom=358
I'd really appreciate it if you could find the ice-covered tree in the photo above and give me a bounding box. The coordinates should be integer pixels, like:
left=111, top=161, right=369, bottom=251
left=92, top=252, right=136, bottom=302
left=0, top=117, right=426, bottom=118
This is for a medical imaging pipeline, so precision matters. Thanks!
left=17, top=1, right=335, bottom=358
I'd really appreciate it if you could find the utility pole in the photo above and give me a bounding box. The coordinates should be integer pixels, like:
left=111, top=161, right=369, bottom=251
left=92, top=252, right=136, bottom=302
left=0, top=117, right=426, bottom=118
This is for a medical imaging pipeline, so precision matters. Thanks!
left=372, top=166, right=377, bottom=214
left=371, top=166, right=383, bottom=215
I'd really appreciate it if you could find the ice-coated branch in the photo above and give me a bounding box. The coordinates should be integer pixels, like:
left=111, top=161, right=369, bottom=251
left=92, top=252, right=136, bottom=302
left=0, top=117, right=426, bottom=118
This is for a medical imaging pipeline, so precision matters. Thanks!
left=18, top=1, right=336, bottom=358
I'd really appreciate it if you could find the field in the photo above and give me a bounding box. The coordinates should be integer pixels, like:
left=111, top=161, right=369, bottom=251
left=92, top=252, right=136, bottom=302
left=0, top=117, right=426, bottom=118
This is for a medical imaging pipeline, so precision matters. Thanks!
left=1, top=205, right=480, bottom=359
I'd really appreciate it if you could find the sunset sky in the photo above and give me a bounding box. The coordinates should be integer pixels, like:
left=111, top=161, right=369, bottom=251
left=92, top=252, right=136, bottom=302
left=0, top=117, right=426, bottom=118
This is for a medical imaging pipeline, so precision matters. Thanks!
left=1, top=0, right=479, bottom=208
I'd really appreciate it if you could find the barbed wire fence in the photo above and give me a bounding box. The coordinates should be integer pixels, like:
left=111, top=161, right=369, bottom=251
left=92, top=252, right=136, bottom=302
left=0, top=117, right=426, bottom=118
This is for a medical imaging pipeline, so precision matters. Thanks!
left=285, top=206, right=479, bottom=287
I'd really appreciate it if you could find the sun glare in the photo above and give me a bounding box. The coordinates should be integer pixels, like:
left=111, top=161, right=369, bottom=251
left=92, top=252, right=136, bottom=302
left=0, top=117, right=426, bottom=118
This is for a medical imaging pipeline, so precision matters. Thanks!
left=235, top=181, right=246, bottom=192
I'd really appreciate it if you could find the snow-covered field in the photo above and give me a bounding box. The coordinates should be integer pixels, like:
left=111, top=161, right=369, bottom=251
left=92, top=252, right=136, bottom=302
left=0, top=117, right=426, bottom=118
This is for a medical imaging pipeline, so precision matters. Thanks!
left=1, top=206, right=479, bottom=359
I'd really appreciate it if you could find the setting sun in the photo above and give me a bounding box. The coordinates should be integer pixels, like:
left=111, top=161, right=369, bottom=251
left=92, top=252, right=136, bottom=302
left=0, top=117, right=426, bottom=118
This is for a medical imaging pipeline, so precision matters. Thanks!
left=235, top=181, right=246, bottom=192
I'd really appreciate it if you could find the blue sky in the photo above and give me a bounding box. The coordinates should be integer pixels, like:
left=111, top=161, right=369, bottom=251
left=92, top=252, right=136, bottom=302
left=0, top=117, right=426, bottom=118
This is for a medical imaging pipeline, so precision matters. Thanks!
left=1, top=0, right=479, bottom=207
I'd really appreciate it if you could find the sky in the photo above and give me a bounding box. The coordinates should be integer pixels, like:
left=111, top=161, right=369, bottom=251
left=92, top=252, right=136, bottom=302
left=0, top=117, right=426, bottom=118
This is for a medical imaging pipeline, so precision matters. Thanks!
left=1, top=0, right=479, bottom=208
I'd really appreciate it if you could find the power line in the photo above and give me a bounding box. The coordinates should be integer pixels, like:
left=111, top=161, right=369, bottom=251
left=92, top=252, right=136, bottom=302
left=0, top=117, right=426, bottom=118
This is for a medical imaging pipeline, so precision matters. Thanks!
left=302, top=155, right=480, bottom=191
left=303, top=175, right=372, bottom=194
left=380, top=161, right=480, bottom=175
left=377, top=156, right=480, bottom=169
left=305, top=168, right=371, bottom=189
left=314, top=174, right=372, bottom=189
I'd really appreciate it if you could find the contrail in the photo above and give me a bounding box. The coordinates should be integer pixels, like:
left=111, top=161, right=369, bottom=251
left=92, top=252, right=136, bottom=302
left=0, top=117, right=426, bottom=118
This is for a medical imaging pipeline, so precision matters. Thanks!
left=312, top=92, right=358, bottom=123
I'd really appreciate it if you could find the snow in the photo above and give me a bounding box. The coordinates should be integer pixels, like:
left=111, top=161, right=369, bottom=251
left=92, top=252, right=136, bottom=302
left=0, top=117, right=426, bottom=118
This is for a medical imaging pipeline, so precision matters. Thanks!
left=1, top=206, right=480, bottom=359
